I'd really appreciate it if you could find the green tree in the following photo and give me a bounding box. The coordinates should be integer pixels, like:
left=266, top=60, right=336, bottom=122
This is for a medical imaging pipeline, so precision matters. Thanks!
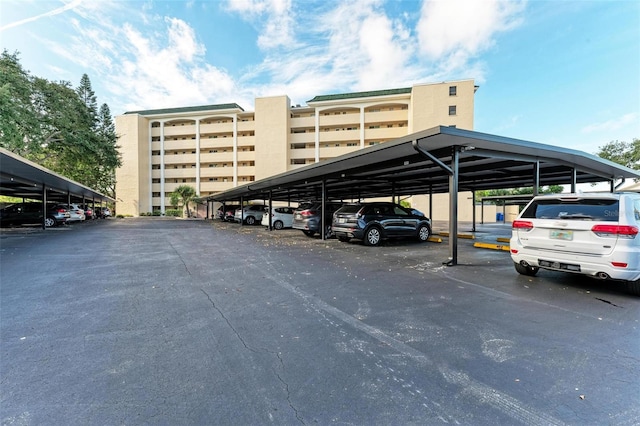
left=94, top=103, right=120, bottom=197
left=76, top=73, right=98, bottom=128
left=0, top=51, right=41, bottom=156
left=475, top=185, right=563, bottom=203
left=170, top=185, right=198, bottom=217
left=0, top=50, right=121, bottom=197
left=596, top=139, right=640, bottom=171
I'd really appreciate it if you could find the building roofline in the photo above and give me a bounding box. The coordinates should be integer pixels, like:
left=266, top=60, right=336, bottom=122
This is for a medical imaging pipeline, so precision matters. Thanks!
left=123, top=103, right=245, bottom=116
left=307, top=87, right=412, bottom=103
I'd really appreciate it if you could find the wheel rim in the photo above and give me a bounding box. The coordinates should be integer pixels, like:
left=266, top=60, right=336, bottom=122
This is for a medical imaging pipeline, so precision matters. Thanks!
left=367, top=228, right=380, bottom=245
left=246, top=217, right=255, bottom=225
left=419, top=226, right=430, bottom=241
left=274, top=221, right=283, bottom=230
left=45, top=218, right=55, bottom=227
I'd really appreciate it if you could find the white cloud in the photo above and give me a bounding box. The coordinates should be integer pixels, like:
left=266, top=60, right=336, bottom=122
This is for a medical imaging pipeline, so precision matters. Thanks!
left=226, top=0, right=295, bottom=49
left=417, top=0, right=525, bottom=67
left=581, top=112, right=639, bottom=134
left=13, top=0, right=528, bottom=113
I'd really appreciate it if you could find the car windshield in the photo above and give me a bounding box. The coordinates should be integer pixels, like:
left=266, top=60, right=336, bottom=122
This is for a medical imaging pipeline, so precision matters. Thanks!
left=521, top=199, right=619, bottom=221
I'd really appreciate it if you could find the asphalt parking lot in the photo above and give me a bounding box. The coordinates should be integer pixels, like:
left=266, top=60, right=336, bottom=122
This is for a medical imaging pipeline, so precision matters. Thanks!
left=1, top=218, right=638, bottom=425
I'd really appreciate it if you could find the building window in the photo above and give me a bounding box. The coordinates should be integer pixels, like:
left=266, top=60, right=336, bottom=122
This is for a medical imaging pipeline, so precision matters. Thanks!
left=449, top=105, right=457, bottom=116
left=449, top=86, right=457, bottom=96
left=291, top=159, right=306, bottom=165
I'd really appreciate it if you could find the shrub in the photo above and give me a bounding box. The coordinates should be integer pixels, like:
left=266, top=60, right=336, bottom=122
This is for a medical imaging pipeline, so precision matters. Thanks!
left=165, top=209, right=182, bottom=217
left=152, top=211, right=162, bottom=216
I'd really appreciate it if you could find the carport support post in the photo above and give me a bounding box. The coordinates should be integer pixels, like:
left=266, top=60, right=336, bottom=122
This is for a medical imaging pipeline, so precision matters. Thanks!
left=240, top=196, right=244, bottom=226
left=41, top=183, right=47, bottom=229
left=533, top=162, right=540, bottom=196
left=321, top=179, right=327, bottom=240
left=447, top=147, right=459, bottom=266
left=471, top=190, right=476, bottom=232
left=429, top=185, right=433, bottom=219
left=570, top=168, right=577, bottom=193
left=268, top=191, right=273, bottom=231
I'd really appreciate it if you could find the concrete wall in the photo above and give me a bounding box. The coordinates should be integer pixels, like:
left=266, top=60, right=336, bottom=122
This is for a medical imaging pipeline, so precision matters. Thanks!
left=115, top=114, right=149, bottom=216
left=410, top=80, right=475, bottom=132
left=254, top=95, right=290, bottom=181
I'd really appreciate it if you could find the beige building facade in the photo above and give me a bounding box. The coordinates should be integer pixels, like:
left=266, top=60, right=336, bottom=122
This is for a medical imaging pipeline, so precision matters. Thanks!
left=115, top=79, right=477, bottom=216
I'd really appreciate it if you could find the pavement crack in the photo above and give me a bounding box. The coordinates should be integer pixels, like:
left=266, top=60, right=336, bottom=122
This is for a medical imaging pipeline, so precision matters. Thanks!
left=169, top=240, right=192, bottom=276
left=200, top=288, right=252, bottom=351
left=273, top=351, right=305, bottom=425
left=594, top=298, right=623, bottom=308
left=200, top=288, right=303, bottom=423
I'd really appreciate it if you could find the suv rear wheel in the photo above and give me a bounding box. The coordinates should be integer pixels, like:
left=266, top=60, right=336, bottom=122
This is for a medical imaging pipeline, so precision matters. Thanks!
left=514, top=262, right=539, bottom=276
left=245, top=216, right=256, bottom=225
left=417, top=224, right=431, bottom=242
left=364, top=227, right=382, bottom=246
left=628, top=280, right=640, bottom=296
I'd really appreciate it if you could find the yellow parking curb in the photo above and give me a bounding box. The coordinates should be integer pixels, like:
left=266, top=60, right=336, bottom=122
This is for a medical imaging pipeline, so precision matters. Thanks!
left=437, top=232, right=475, bottom=239
left=496, top=237, right=510, bottom=243
left=427, top=236, right=443, bottom=243
left=473, top=242, right=511, bottom=251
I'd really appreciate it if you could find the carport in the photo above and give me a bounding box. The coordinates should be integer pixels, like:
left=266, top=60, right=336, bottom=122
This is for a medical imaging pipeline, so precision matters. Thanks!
left=0, top=148, right=114, bottom=228
left=208, top=126, right=640, bottom=265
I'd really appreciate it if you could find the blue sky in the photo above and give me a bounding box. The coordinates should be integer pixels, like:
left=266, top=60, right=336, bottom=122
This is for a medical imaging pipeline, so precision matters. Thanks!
left=1, top=0, right=638, bottom=155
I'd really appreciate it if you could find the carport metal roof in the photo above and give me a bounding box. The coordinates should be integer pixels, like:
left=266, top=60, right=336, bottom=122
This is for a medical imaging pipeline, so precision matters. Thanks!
left=207, top=126, right=640, bottom=265
left=0, top=148, right=114, bottom=204
left=209, top=126, right=639, bottom=202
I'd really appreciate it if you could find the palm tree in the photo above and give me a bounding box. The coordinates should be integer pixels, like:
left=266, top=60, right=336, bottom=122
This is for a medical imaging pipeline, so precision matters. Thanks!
left=170, top=185, right=197, bottom=217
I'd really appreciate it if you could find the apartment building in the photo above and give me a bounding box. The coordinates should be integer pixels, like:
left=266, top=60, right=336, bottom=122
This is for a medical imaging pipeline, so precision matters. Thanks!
left=115, top=79, right=477, bottom=216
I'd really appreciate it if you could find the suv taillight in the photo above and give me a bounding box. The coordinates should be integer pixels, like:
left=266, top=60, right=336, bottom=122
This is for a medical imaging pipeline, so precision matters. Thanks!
left=512, top=220, right=534, bottom=230
left=592, top=224, right=639, bottom=239
left=300, top=210, right=316, bottom=217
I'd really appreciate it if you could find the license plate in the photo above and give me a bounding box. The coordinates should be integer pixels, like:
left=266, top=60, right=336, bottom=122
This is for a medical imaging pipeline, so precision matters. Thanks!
left=539, top=259, right=581, bottom=272
left=550, top=229, right=573, bottom=241
left=295, top=214, right=301, bottom=219
left=338, top=218, right=346, bottom=223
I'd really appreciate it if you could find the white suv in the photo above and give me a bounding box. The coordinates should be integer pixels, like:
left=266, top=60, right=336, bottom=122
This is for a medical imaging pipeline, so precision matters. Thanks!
left=510, top=192, right=640, bottom=294
left=233, top=204, right=266, bottom=225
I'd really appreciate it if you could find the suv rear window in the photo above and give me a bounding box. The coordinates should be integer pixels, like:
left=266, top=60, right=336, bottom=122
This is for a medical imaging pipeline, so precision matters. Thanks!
left=520, top=199, right=619, bottom=221
left=337, top=204, right=363, bottom=214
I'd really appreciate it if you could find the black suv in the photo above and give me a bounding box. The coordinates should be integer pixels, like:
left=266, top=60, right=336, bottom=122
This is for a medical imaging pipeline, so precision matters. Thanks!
left=332, top=202, right=432, bottom=246
left=292, top=202, right=342, bottom=237
left=0, top=202, right=69, bottom=227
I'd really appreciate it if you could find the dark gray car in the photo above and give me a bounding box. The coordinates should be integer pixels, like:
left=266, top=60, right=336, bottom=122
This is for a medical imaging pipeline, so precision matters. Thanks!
left=332, top=202, right=432, bottom=246
left=292, top=202, right=342, bottom=237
